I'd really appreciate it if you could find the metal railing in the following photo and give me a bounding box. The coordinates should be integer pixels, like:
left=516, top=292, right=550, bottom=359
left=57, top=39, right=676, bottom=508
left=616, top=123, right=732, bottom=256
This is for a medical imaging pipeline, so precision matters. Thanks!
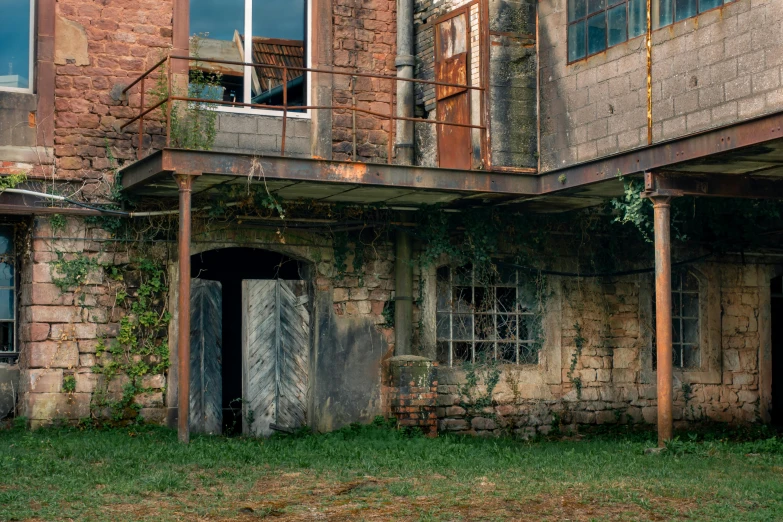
left=120, top=54, right=487, bottom=166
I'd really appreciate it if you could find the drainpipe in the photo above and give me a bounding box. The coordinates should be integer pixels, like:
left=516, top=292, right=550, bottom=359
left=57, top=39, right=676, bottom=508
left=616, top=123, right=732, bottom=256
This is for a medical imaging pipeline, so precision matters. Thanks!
left=394, top=219, right=413, bottom=356
left=395, top=0, right=415, bottom=166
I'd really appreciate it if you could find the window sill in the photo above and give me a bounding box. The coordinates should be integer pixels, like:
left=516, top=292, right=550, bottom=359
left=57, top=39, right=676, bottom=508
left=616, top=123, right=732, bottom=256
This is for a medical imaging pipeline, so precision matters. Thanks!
left=216, top=105, right=311, bottom=119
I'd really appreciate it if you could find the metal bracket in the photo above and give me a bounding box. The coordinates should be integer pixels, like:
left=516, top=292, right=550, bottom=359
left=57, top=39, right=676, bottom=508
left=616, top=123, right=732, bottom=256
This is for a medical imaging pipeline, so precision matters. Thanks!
left=395, top=55, right=416, bottom=68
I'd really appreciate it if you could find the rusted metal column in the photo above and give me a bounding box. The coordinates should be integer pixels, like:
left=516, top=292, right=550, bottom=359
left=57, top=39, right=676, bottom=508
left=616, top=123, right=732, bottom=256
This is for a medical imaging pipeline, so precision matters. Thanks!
left=175, top=172, right=197, bottom=444
left=652, top=195, right=673, bottom=447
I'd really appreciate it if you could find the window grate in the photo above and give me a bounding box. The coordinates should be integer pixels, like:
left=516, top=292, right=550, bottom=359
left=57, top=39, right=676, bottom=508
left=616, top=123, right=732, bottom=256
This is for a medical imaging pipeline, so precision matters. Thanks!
left=653, top=270, right=700, bottom=369
left=436, top=265, right=540, bottom=366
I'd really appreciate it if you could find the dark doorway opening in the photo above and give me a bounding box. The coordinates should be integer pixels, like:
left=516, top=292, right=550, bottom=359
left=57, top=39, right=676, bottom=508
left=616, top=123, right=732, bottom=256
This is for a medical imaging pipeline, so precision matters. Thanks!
left=771, top=276, right=783, bottom=427
left=191, top=248, right=304, bottom=434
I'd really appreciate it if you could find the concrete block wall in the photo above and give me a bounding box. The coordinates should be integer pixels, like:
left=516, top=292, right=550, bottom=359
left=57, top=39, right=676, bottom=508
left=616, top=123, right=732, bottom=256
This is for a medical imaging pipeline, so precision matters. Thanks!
left=538, top=0, right=783, bottom=173
left=213, top=114, right=312, bottom=157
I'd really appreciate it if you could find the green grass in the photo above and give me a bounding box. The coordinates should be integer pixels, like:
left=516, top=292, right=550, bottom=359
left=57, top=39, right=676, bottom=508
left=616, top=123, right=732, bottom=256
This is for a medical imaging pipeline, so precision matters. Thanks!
left=0, top=420, right=782, bottom=521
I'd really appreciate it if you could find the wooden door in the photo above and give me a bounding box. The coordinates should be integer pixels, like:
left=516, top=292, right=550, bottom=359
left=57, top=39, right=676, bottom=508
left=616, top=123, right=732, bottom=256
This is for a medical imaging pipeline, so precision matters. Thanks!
left=189, top=279, right=223, bottom=435
left=242, top=279, right=310, bottom=436
left=436, top=11, right=471, bottom=170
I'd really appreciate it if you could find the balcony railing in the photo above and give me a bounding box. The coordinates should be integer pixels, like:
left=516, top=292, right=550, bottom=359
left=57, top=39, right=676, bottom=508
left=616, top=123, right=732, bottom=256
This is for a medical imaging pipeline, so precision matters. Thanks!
left=120, top=54, right=487, bottom=167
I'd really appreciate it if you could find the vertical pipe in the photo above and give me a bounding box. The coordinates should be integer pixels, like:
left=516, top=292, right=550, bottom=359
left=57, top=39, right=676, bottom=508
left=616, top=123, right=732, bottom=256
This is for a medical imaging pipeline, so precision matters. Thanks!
left=281, top=66, right=288, bottom=156
left=388, top=86, right=394, bottom=164
left=653, top=195, right=673, bottom=447
left=138, top=77, right=145, bottom=160
left=646, top=0, right=653, bottom=145
left=395, top=0, right=415, bottom=166
left=166, top=56, right=172, bottom=148
left=351, top=75, right=357, bottom=161
left=176, top=173, right=195, bottom=444
left=394, top=225, right=413, bottom=355
left=172, top=0, right=190, bottom=76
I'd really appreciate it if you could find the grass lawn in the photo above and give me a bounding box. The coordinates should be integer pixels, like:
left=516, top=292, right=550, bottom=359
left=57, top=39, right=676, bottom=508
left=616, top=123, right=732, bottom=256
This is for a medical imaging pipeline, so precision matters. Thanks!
left=1, top=420, right=782, bottom=522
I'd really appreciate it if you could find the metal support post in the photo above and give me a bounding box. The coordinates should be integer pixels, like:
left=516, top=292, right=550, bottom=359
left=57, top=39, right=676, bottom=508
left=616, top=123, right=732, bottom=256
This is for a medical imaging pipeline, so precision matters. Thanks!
left=652, top=195, right=673, bottom=447
left=175, top=172, right=198, bottom=443
left=394, top=221, right=413, bottom=355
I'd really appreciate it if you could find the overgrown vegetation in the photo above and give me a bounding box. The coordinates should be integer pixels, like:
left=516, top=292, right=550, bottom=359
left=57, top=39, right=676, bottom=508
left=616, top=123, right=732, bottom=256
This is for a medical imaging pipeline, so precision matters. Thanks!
left=0, top=422, right=781, bottom=521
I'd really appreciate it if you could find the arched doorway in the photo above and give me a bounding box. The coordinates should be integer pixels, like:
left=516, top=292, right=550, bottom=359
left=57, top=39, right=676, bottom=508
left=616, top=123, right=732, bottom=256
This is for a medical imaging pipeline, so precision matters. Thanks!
left=189, top=248, right=311, bottom=435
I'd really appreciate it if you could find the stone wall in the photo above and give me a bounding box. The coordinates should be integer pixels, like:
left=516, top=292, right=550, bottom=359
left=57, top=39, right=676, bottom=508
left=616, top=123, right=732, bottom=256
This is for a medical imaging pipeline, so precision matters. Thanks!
left=435, top=261, right=774, bottom=437
left=538, top=0, right=783, bottom=173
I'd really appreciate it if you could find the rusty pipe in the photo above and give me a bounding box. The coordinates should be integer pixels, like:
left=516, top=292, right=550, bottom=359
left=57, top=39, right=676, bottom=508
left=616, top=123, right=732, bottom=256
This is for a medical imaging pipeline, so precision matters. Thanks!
left=653, top=195, right=673, bottom=447
left=176, top=172, right=196, bottom=444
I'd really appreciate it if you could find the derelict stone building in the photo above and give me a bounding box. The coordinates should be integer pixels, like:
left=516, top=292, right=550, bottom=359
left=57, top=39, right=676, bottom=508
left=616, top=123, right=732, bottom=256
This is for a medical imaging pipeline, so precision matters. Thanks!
left=0, top=0, right=782, bottom=441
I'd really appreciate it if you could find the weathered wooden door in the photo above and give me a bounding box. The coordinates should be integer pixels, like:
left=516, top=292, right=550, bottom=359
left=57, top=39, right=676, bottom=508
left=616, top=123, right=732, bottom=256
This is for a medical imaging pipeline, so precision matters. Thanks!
left=435, top=10, right=471, bottom=170
left=242, top=279, right=310, bottom=436
left=189, top=278, right=223, bottom=434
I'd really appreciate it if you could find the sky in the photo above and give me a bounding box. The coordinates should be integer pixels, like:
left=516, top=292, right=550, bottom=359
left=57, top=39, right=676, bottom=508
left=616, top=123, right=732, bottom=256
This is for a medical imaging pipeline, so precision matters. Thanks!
left=190, top=0, right=305, bottom=42
left=0, top=0, right=31, bottom=88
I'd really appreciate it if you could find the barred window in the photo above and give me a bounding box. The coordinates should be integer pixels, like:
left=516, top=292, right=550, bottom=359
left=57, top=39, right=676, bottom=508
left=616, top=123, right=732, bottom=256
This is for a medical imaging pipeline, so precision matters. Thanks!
left=653, top=270, right=700, bottom=369
left=436, top=265, right=540, bottom=367
left=567, top=0, right=735, bottom=63
left=0, top=226, right=16, bottom=362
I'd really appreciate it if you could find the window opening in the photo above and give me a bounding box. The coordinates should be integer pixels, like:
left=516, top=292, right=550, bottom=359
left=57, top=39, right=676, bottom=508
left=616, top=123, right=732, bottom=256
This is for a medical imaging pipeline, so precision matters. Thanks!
left=568, top=0, right=734, bottom=62
left=0, top=226, right=16, bottom=362
left=0, top=0, right=34, bottom=92
left=190, top=0, right=308, bottom=113
left=653, top=270, right=700, bottom=370
left=436, top=265, right=540, bottom=367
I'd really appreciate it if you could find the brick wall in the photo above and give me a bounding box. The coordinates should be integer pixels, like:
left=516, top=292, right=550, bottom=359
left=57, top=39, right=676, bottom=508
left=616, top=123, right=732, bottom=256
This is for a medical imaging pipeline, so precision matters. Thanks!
left=538, top=0, right=783, bottom=173
left=331, top=0, right=397, bottom=162
left=385, top=356, right=438, bottom=437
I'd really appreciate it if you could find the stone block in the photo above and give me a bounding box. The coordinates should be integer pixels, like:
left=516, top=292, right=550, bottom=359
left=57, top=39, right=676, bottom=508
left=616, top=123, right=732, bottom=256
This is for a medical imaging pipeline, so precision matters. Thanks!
left=641, top=406, right=657, bottom=424
left=595, top=410, right=617, bottom=424
left=737, top=390, right=758, bottom=404
left=596, top=369, right=611, bottom=382
left=134, top=392, right=163, bottom=408
left=613, top=369, right=638, bottom=383
left=445, top=405, right=466, bottom=416
left=30, top=283, right=73, bottom=306
left=613, top=347, right=637, bottom=369
left=139, top=407, right=166, bottom=424
left=732, top=373, right=755, bottom=386
left=24, top=369, right=63, bottom=393
left=438, top=418, right=468, bottom=431
left=26, top=341, right=79, bottom=368
left=50, top=323, right=97, bottom=340
left=30, top=305, right=81, bottom=323
left=24, top=392, right=91, bottom=420
left=471, top=417, right=496, bottom=430
left=75, top=372, right=100, bottom=393
left=141, top=374, right=166, bottom=389
left=219, top=113, right=257, bottom=134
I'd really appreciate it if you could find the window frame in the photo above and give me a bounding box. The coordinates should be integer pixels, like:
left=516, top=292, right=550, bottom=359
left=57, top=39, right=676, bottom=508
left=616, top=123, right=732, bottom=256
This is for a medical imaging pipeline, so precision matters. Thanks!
left=435, top=264, right=541, bottom=367
left=0, top=0, right=35, bottom=94
left=191, top=0, right=312, bottom=120
left=567, top=0, right=735, bottom=64
left=0, top=225, right=17, bottom=363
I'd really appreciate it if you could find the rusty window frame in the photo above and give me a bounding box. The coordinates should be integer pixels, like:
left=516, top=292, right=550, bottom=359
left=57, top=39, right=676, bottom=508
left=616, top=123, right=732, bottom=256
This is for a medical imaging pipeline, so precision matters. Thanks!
left=566, top=0, right=646, bottom=64
left=652, top=269, right=700, bottom=370
left=435, top=265, right=540, bottom=367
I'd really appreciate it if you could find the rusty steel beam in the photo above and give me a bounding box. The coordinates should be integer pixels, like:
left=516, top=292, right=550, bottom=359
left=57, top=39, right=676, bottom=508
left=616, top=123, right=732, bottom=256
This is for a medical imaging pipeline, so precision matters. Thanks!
left=652, top=195, right=674, bottom=448
left=121, top=149, right=540, bottom=195
left=539, top=110, right=783, bottom=194
left=645, top=171, right=783, bottom=199
left=175, top=172, right=199, bottom=444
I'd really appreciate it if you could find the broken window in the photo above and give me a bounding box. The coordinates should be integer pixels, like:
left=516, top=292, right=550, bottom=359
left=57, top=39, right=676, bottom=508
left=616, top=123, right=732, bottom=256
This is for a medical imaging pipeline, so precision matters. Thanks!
left=436, top=265, right=541, bottom=367
left=652, top=270, right=700, bottom=369
left=0, top=227, right=16, bottom=362
left=0, top=0, right=34, bottom=92
left=567, top=0, right=733, bottom=62
left=190, top=0, right=308, bottom=111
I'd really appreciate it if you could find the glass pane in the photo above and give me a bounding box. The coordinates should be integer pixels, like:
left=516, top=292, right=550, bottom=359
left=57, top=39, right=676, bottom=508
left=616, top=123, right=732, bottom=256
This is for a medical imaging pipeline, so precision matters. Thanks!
left=499, top=343, right=516, bottom=364
left=587, top=12, right=607, bottom=55
left=437, top=280, right=450, bottom=311
left=437, top=13, right=467, bottom=59
left=655, top=0, right=673, bottom=28
left=0, top=263, right=13, bottom=287
left=474, top=287, right=489, bottom=312
left=700, top=0, right=723, bottom=10
left=453, top=314, right=473, bottom=341
left=0, top=0, right=31, bottom=89
left=190, top=0, right=246, bottom=103
left=683, top=319, right=698, bottom=344
left=453, top=287, right=473, bottom=312
left=673, top=343, right=683, bottom=367
left=682, top=293, right=699, bottom=318
left=520, top=343, right=539, bottom=365
left=568, top=21, right=587, bottom=62
left=519, top=315, right=533, bottom=341
left=675, top=0, right=697, bottom=21
left=682, top=344, right=700, bottom=368
left=453, top=342, right=472, bottom=364
left=498, top=265, right=516, bottom=286
left=0, top=322, right=13, bottom=352
left=497, top=315, right=516, bottom=341
left=436, top=266, right=450, bottom=283
left=474, top=314, right=494, bottom=341
left=569, top=0, right=587, bottom=21
left=437, top=341, right=449, bottom=364
left=683, top=272, right=699, bottom=291
left=0, top=228, right=12, bottom=255
left=453, top=265, right=472, bottom=286
left=0, top=289, right=13, bottom=320
left=607, top=4, right=627, bottom=46
left=672, top=319, right=680, bottom=343
left=251, top=0, right=307, bottom=108
left=474, top=342, right=494, bottom=363
left=496, top=287, right=516, bottom=313
left=436, top=312, right=450, bottom=339
left=671, top=292, right=680, bottom=316
left=587, top=0, right=606, bottom=15
left=628, top=0, right=646, bottom=37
